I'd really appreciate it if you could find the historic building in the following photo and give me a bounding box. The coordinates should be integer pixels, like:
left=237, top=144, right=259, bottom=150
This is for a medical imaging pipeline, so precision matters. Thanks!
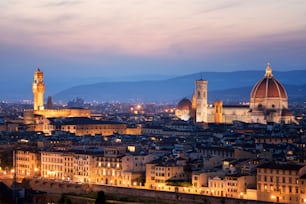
left=257, top=163, right=306, bottom=204
left=15, top=149, right=40, bottom=178
left=195, top=79, right=208, bottom=123
left=24, top=68, right=134, bottom=136
left=32, top=68, right=45, bottom=111
left=175, top=98, right=192, bottom=121
left=24, top=68, right=91, bottom=133
left=176, top=64, right=295, bottom=124
left=249, top=63, right=292, bottom=123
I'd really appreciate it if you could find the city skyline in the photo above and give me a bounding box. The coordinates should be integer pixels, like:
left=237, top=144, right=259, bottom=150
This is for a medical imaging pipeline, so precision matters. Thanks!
left=1, top=0, right=306, bottom=82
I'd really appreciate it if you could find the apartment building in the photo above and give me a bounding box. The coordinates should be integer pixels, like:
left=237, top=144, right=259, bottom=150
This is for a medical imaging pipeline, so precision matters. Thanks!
left=257, top=163, right=306, bottom=204
left=15, top=149, right=40, bottom=178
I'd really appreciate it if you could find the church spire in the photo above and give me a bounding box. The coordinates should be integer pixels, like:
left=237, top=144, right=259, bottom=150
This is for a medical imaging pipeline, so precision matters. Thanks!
left=265, top=63, right=273, bottom=78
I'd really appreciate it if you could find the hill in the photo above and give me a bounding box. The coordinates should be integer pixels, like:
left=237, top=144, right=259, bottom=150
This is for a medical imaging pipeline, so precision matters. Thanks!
left=53, top=70, right=306, bottom=103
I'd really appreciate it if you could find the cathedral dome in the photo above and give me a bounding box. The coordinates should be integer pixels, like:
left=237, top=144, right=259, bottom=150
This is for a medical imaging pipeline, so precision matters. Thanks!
left=249, top=64, right=290, bottom=123
left=250, top=64, right=287, bottom=100
left=177, top=98, right=192, bottom=110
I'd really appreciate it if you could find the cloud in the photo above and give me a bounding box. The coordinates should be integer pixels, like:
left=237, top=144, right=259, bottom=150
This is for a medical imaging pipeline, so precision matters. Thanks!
left=196, top=0, right=244, bottom=14
left=42, top=0, right=82, bottom=7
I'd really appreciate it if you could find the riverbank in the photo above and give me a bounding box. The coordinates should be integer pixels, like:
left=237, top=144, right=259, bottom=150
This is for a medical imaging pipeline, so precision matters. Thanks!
left=1, top=178, right=273, bottom=204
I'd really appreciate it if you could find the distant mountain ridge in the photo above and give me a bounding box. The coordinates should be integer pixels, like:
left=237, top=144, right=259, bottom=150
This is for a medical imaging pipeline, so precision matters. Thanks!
left=53, top=70, right=306, bottom=103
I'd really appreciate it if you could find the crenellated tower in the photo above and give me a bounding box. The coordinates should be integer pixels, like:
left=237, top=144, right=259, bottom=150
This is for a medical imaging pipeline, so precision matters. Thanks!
left=32, top=68, right=45, bottom=110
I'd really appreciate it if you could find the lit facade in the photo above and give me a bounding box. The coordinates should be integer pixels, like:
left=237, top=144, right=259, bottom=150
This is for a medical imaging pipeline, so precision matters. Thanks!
left=214, top=100, right=223, bottom=123
left=195, top=80, right=208, bottom=123
left=25, top=68, right=92, bottom=132
left=73, top=152, right=96, bottom=183
left=249, top=64, right=292, bottom=123
left=60, top=121, right=127, bottom=136
left=40, top=151, right=75, bottom=181
left=191, top=172, right=256, bottom=200
left=186, top=64, right=295, bottom=124
left=175, top=98, right=192, bottom=121
left=15, top=150, right=40, bottom=178
left=257, top=163, right=306, bottom=204
left=94, top=155, right=123, bottom=185
left=145, top=162, right=187, bottom=190
left=32, top=68, right=45, bottom=111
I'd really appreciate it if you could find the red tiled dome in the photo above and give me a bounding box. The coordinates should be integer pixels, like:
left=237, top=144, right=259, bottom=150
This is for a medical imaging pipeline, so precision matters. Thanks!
left=250, top=64, right=287, bottom=99
left=177, top=98, right=192, bottom=110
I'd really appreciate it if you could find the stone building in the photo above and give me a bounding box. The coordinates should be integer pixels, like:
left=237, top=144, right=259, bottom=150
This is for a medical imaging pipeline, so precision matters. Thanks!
left=179, top=64, right=294, bottom=124
left=257, top=162, right=306, bottom=204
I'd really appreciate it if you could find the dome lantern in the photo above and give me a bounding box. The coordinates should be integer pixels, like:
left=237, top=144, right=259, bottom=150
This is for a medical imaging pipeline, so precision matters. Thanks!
left=265, top=63, right=273, bottom=78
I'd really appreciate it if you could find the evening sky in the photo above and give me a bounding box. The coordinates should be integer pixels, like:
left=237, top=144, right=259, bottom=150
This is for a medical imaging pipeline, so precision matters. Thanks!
left=1, top=0, right=306, bottom=93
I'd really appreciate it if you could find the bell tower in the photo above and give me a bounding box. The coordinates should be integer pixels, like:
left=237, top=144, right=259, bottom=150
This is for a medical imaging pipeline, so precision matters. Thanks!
left=32, top=68, right=45, bottom=110
left=195, top=79, right=208, bottom=123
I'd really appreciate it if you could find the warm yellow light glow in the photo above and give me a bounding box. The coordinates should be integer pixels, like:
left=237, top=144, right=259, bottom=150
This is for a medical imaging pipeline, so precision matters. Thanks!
left=128, top=146, right=136, bottom=152
left=271, top=195, right=276, bottom=199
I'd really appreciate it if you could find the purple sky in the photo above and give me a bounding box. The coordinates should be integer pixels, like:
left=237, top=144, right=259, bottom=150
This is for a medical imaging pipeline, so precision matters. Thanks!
left=1, top=0, right=306, bottom=95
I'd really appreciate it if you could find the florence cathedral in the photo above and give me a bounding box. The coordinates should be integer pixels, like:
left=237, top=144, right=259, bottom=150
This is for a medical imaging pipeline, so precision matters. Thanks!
left=175, top=64, right=295, bottom=124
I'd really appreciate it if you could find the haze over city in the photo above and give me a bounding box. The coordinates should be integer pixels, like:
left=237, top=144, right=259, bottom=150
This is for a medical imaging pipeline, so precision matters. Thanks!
left=1, top=0, right=306, bottom=94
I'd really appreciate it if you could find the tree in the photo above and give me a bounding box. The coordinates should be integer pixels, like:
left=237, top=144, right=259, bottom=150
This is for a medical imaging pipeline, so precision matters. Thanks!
left=58, top=194, right=72, bottom=204
left=95, top=191, right=106, bottom=204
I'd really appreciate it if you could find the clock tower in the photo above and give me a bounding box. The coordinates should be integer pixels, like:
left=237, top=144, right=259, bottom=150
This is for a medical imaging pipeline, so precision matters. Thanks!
left=32, top=68, right=45, bottom=110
